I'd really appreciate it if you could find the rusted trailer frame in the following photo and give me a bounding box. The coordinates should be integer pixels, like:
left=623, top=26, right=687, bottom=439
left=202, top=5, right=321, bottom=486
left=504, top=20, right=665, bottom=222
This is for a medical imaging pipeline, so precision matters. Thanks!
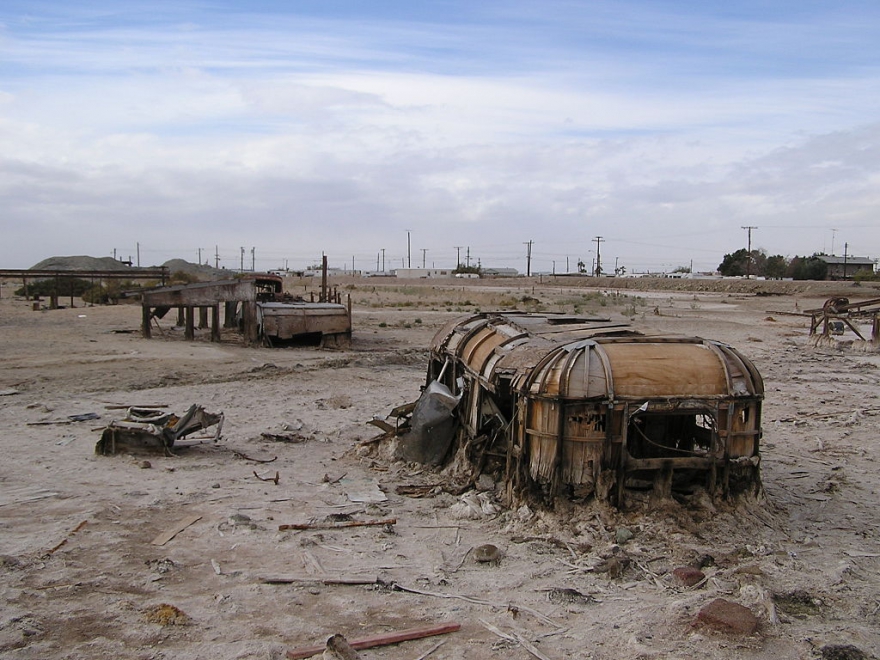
left=420, top=312, right=764, bottom=506
left=806, top=297, right=880, bottom=342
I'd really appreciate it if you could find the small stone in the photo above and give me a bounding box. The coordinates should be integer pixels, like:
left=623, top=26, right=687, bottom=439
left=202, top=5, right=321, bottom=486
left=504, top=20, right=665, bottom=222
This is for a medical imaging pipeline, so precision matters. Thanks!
left=615, top=527, right=634, bottom=544
left=673, top=566, right=706, bottom=587
left=696, top=598, right=759, bottom=634
left=139, top=460, right=152, bottom=469
left=473, top=544, right=501, bottom=563
left=820, top=644, right=869, bottom=660
left=211, top=483, right=220, bottom=489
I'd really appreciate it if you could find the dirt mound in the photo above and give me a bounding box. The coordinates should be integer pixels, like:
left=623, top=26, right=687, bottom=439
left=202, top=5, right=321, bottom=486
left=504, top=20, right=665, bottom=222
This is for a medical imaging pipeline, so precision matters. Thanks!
left=31, top=255, right=137, bottom=271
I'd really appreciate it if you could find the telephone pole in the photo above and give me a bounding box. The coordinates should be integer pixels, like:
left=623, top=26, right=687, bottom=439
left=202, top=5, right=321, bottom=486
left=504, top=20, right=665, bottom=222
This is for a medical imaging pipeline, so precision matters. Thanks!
left=524, top=240, right=533, bottom=277
left=406, top=230, right=412, bottom=268
left=454, top=246, right=463, bottom=268
left=593, top=236, right=604, bottom=277
left=421, top=248, right=428, bottom=268
left=381, top=248, right=385, bottom=273
left=741, top=226, right=757, bottom=278
left=251, top=247, right=255, bottom=272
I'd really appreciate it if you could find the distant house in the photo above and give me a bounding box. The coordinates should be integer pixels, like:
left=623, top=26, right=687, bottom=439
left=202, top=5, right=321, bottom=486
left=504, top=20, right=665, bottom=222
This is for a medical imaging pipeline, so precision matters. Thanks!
left=394, top=268, right=456, bottom=279
left=817, top=255, right=876, bottom=280
left=481, top=268, right=519, bottom=278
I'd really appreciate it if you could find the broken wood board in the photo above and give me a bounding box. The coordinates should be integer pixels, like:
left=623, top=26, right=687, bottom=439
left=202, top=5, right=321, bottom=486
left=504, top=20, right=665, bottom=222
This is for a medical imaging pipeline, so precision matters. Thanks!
left=150, top=514, right=203, bottom=546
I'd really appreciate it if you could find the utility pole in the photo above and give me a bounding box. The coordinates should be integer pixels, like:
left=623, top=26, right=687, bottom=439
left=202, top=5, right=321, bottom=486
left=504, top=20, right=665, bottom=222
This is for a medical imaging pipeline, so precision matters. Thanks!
left=524, top=240, right=533, bottom=277
left=198, top=247, right=202, bottom=265
left=381, top=248, right=385, bottom=273
left=215, top=245, right=220, bottom=269
left=421, top=248, right=427, bottom=268
left=593, top=236, right=604, bottom=277
left=552, top=260, right=556, bottom=275
left=741, top=226, right=757, bottom=278
left=376, top=252, right=380, bottom=272
left=466, top=247, right=471, bottom=268
left=831, top=228, right=838, bottom=256
left=843, top=242, right=849, bottom=280
left=454, top=246, right=463, bottom=269
left=240, top=247, right=245, bottom=272
left=406, top=230, right=412, bottom=268
left=251, top=247, right=255, bottom=272
left=137, top=242, right=141, bottom=267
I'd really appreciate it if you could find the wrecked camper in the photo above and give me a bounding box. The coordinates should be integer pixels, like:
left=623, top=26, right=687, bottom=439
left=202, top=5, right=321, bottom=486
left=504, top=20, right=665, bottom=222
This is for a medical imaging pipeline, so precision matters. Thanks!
left=403, top=312, right=763, bottom=505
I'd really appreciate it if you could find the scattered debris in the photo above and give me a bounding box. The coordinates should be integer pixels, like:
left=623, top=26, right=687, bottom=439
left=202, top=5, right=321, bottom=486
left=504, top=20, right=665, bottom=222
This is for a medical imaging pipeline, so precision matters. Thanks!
left=150, top=514, right=203, bottom=546
left=95, top=404, right=223, bottom=455
left=44, top=520, right=88, bottom=557
left=278, top=518, right=396, bottom=532
left=546, top=587, right=596, bottom=605
left=673, top=566, right=707, bottom=588
left=346, top=485, right=388, bottom=504
left=322, top=633, right=361, bottom=660
left=231, top=450, right=277, bottom=463
left=473, top=543, right=502, bottom=563
left=285, top=622, right=461, bottom=660
left=28, top=412, right=100, bottom=426
left=0, top=388, right=20, bottom=396
left=253, top=470, right=280, bottom=485
left=261, top=575, right=379, bottom=586
left=820, top=644, right=870, bottom=660
left=695, top=598, right=759, bottom=634
left=144, top=603, right=191, bottom=626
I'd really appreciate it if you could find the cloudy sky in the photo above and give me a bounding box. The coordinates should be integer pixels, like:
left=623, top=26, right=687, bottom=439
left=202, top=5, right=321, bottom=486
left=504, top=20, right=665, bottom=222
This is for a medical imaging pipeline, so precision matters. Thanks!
left=2, top=1, right=879, bottom=273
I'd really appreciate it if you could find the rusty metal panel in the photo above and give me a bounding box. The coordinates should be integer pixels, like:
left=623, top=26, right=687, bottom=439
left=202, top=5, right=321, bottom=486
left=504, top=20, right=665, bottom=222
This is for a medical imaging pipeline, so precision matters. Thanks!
left=259, top=303, right=350, bottom=340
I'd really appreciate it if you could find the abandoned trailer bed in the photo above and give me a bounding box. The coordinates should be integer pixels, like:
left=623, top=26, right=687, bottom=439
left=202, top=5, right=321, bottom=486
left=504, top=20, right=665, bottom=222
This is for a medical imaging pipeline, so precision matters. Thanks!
left=421, top=312, right=764, bottom=505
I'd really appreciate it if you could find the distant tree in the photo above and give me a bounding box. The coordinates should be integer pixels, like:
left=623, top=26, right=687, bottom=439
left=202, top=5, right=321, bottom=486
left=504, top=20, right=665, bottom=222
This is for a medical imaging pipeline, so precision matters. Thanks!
left=787, top=254, right=828, bottom=281
left=672, top=265, right=691, bottom=274
left=453, top=264, right=481, bottom=275
left=764, top=255, right=788, bottom=279
left=718, top=249, right=749, bottom=276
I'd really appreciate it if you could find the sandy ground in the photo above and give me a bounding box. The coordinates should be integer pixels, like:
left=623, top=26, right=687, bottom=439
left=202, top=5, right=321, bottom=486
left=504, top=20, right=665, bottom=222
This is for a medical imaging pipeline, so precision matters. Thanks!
left=1, top=276, right=880, bottom=660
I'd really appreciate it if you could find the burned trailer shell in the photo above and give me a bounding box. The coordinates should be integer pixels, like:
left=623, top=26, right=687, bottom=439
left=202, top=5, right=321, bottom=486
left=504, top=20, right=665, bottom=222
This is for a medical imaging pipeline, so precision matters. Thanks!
left=427, top=313, right=764, bottom=505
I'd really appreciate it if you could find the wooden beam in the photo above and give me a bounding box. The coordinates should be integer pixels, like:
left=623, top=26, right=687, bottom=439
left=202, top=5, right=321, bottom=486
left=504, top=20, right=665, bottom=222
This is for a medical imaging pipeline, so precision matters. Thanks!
left=285, top=622, right=461, bottom=660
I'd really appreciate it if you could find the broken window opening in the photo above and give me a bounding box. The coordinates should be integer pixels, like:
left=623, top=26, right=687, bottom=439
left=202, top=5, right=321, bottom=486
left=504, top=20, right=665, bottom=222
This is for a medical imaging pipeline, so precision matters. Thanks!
left=627, top=412, right=716, bottom=460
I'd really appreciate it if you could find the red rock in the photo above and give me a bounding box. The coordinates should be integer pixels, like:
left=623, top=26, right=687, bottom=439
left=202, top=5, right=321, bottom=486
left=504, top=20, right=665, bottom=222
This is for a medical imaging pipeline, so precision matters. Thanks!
left=696, top=598, right=759, bottom=634
left=673, top=566, right=705, bottom=587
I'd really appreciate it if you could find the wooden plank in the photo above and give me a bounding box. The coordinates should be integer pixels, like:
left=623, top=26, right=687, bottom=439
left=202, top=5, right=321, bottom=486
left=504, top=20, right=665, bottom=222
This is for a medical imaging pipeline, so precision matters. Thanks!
left=286, top=622, right=461, bottom=660
left=150, top=514, right=203, bottom=546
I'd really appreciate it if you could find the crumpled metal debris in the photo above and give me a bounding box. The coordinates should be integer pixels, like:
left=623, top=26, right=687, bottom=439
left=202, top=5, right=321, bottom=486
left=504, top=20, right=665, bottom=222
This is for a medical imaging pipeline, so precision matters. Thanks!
left=95, top=405, right=223, bottom=455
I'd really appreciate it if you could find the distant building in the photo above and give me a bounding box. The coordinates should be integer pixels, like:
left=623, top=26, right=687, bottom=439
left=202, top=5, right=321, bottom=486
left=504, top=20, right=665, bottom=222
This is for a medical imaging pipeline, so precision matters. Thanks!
left=481, top=268, right=519, bottom=278
left=394, top=268, right=456, bottom=279
left=817, top=255, right=876, bottom=280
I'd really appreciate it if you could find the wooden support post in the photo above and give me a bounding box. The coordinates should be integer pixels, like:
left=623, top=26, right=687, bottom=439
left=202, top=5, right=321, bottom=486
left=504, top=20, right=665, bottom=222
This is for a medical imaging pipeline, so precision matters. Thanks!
left=224, top=301, right=238, bottom=328
left=185, top=306, right=195, bottom=340
left=142, top=306, right=152, bottom=339
left=177, top=307, right=185, bottom=326
left=243, top=301, right=259, bottom=345
left=199, top=306, right=208, bottom=329
left=211, top=305, right=221, bottom=342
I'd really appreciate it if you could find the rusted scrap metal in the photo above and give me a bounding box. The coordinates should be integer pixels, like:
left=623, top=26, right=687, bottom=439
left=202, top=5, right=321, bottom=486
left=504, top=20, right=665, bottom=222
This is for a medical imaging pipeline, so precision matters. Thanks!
left=95, top=404, right=223, bottom=455
left=806, top=297, right=880, bottom=342
left=377, top=312, right=764, bottom=507
left=285, top=622, right=461, bottom=660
